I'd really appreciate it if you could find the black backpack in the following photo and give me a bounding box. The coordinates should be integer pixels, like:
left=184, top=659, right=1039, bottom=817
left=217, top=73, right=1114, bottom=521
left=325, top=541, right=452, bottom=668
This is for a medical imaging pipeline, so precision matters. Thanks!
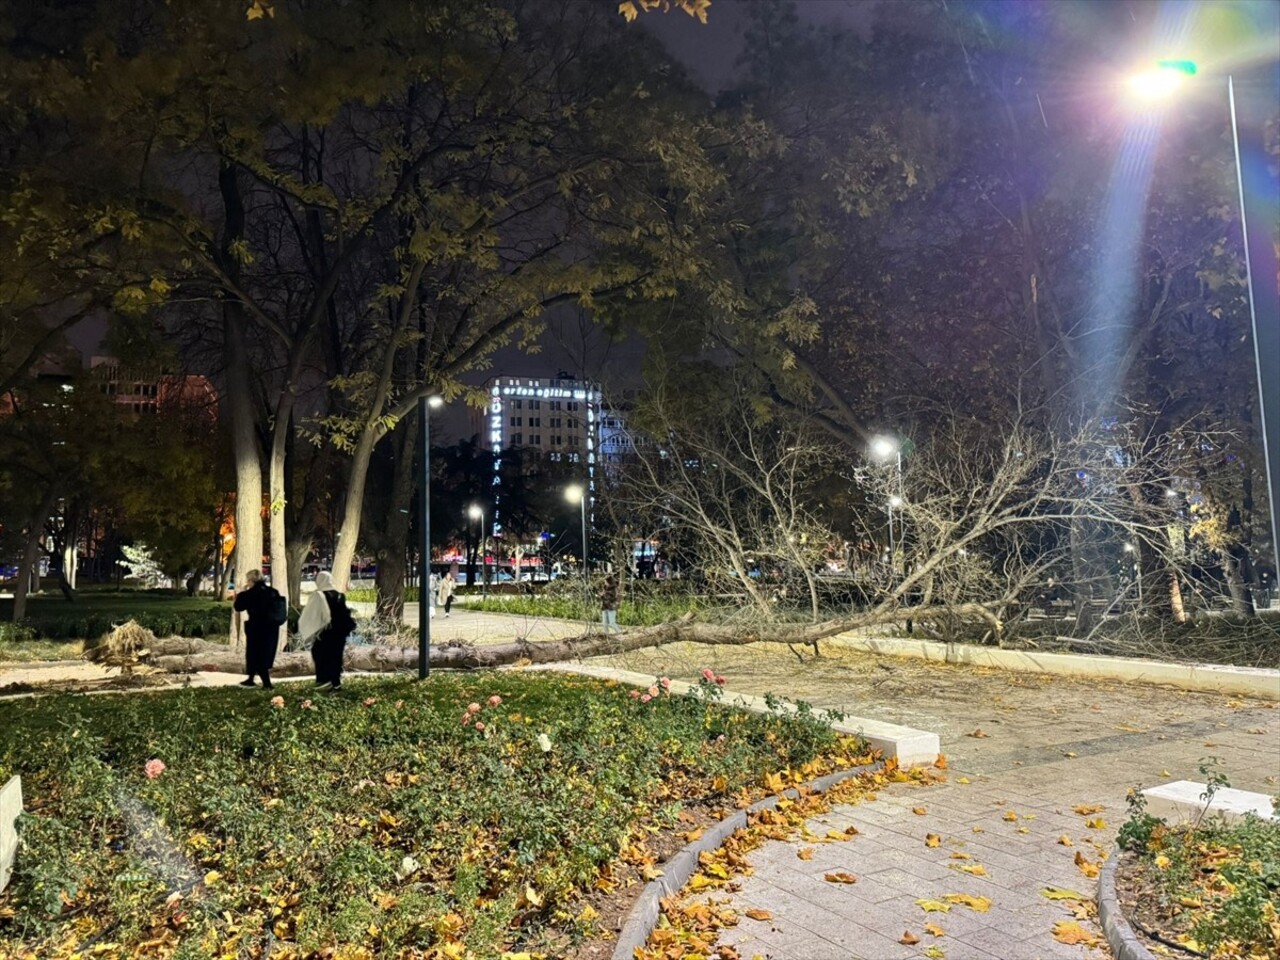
left=326, top=591, right=357, bottom=637
left=266, top=588, right=289, bottom=627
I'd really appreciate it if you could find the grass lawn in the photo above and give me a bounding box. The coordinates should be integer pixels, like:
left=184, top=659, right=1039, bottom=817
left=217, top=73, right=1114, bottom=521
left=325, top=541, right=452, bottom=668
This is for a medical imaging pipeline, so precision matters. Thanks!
left=0, top=670, right=870, bottom=959
left=0, top=591, right=231, bottom=656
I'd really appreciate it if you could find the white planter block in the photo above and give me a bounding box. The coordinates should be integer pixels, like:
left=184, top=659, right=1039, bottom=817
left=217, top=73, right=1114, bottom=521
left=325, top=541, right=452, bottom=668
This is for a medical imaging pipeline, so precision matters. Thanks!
left=1142, top=779, right=1279, bottom=826
left=0, top=775, right=21, bottom=893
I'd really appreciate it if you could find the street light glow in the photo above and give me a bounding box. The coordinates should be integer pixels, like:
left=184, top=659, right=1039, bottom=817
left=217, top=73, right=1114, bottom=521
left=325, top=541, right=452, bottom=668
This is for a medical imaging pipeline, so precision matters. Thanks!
left=564, top=483, right=584, bottom=504
left=426, top=394, right=444, bottom=409
left=467, top=504, right=483, bottom=520
left=870, top=436, right=899, bottom=460
left=1125, top=59, right=1198, bottom=102
left=888, top=495, right=904, bottom=509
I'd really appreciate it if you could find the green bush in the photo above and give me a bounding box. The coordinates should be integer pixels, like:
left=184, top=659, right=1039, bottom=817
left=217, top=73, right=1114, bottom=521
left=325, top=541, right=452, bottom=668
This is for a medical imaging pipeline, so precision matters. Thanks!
left=0, top=672, right=868, bottom=957
left=15, top=607, right=231, bottom=642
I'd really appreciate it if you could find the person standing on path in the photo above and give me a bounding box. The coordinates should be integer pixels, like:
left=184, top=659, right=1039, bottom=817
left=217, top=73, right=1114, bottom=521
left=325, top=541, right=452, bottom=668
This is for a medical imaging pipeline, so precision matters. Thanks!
left=233, top=569, right=284, bottom=689
left=599, top=573, right=620, bottom=633
left=298, top=571, right=357, bottom=690
left=437, top=572, right=456, bottom=617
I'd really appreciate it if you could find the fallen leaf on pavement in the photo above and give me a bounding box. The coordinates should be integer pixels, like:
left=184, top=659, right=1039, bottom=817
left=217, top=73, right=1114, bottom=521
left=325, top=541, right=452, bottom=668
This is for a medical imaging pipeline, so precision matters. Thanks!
left=967, top=729, right=990, bottom=738
left=915, top=899, right=951, bottom=913
left=934, top=754, right=948, bottom=769
left=824, top=872, right=858, bottom=884
left=924, top=946, right=945, bottom=959
left=1247, top=728, right=1268, bottom=735
left=1052, top=920, right=1101, bottom=946
left=1085, top=817, right=1106, bottom=830
left=1075, top=851, right=1100, bottom=878
left=1057, top=835, right=1073, bottom=846
left=956, top=776, right=971, bottom=784
left=744, top=909, right=773, bottom=922
left=913, top=807, right=928, bottom=815
left=899, top=931, right=921, bottom=945
left=924, top=922, right=946, bottom=937
left=1017, top=826, right=1030, bottom=834
left=944, top=893, right=992, bottom=912
left=797, top=847, right=814, bottom=861
left=925, top=833, right=942, bottom=848
left=957, top=864, right=987, bottom=876
left=949, top=851, right=971, bottom=861
left=1041, top=887, right=1088, bottom=901
left=1063, top=752, right=1077, bottom=758
left=971, top=826, right=983, bottom=833
left=1073, top=804, right=1104, bottom=815
left=1002, top=811, right=1019, bottom=821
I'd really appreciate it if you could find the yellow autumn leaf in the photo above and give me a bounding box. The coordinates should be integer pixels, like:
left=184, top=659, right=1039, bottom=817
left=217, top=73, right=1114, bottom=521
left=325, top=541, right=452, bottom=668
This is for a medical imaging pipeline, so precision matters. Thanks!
left=203, top=870, right=222, bottom=885
left=1154, top=854, right=1171, bottom=869
left=1074, top=804, right=1104, bottom=815
left=949, top=851, right=971, bottom=860
left=944, top=893, right=992, bottom=912
left=618, top=1, right=639, bottom=23
left=958, top=864, right=987, bottom=876
left=1002, top=811, right=1019, bottom=822
left=924, top=947, right=945, bottom=959
left=913, top=807, right=928, bottom=815
left=916, top=899, right=952, bottom=913
left=956, top=776, right=971, bottom=784
left=745, top=908, right=773, bottom=921
left=824, top=871, right=858, bottom=884
left=1052, top=920, right=1100, bottom=946
left=924, top=921, right=946, bottom=937
left=797, top=847, right=815, bottom=860
left=1085, top=817, right=1106, bottom=830
left=925, top=833, right=942, bottom=848
left=899, top=931, right=920, bottom=945
left=1057, top=835, right=1074, bottom=846
left=1041, top=887, right=1088, bottom=900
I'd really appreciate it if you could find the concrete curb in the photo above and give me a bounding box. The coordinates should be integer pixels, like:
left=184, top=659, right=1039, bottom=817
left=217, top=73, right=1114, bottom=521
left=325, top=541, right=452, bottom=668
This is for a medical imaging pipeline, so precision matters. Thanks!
left=533, top=663, right=941, bottom=768
left=610, top=760, right=885, bottom=960
left=826, top=634, right=1280, bottom=700
left=1098, top=847, right=1157, bottom=960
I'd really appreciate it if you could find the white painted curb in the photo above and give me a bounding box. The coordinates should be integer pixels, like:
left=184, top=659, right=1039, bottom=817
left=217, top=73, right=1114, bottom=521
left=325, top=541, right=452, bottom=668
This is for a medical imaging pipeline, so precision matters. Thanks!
left=826, top=634, right=1280, bottom=701
left=532, top=663, right=941, bottom=768
left=1141, top=780, right=1280, bottom=826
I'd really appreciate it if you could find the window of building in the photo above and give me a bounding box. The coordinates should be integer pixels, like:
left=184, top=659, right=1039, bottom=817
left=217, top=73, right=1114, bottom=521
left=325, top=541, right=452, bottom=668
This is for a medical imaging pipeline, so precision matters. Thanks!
left=530, top=417, right=540, bottom=427
left=551, top=435, right=562, bottom=446
left=551, top=417, right=561, bottom=428
left=531, top=400, right=540, bottom=410
left=513, top=399, right=522, bottom=409
left=569, top=435, right=580, bottom=447
left=512, top=433, right=523, bottom=445
left=532, top=435, right=542, bottom=445
left=510, top=416, right=522, bottom=427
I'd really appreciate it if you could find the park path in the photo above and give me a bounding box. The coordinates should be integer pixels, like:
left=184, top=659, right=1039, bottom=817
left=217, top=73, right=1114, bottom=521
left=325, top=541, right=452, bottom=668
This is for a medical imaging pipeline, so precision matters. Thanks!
left=589, top=641, right=1280, bottom=960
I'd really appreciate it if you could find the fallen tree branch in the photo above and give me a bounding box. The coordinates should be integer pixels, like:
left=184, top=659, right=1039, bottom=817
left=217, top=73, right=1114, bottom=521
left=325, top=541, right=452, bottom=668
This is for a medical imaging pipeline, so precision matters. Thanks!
left=140, top=604, right=1002, bottom=676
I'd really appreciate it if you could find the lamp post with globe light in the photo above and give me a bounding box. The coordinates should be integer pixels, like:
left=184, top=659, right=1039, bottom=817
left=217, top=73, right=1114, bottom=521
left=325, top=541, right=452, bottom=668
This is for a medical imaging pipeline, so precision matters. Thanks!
left=468, top=504, right=487, bottom=601
left=870, top=436, right=905, bottom=577
left=1126, top=57, right=1280, bottom=576
left=564, top=484, right=589, bottom=606
left=417, top=394, right=444, bottom=680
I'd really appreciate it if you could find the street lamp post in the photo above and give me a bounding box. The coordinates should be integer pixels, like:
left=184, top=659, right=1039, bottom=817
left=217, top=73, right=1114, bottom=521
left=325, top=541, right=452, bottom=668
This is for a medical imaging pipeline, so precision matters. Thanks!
left=565, top=483, right=589, bottom=607
left=870, top=436, right=905, bottom=577
left=1128, top=59, right=1280, bottom=572
left=468, top=504, right=487, bottom=602
left=417, top=394, right=444, bottom=681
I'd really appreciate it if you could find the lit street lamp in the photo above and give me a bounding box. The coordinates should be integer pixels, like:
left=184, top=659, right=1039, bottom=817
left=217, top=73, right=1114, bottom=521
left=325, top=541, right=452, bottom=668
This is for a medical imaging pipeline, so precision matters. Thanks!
left=468, top=503, right=487, bottom=601
left=1127, top=57, right=1280, bottom=573
left=564, top=483, right=589, bottom=602
left=417, top=393, right=444, bottom=681
left=870, top=435, right=906, bottom=576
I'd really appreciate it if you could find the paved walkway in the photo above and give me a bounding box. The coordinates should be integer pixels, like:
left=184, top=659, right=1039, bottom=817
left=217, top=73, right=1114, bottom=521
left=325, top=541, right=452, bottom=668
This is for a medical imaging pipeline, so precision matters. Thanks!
left=590, top=641, right=1280, bottom=960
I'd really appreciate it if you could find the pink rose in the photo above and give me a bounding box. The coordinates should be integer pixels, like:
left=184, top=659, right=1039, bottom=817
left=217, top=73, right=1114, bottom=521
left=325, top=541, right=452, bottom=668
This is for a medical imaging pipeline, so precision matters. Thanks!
left=629, top=690, right=642, bottom=699
left=144, top=758, right=166, bottom=779
left=270, top=696, right=285, bottom=709
left=474, top=721, right=486, bottom=732
left=640, top=694, right=652, bottom=703
left=659, top=677, right=672, bottom=690
left=302, top=699, right=314, bottom=710
left=461, top=714, right=472, bottom=725
left=701, top=668, right=716, bottom=682
left=715, top=675, right=726, bottom=686
left=467, top=702, right=481, bottom=714
left=647, top=685, right=659, bottom=697
left=488, top=695, right=502, bottom=707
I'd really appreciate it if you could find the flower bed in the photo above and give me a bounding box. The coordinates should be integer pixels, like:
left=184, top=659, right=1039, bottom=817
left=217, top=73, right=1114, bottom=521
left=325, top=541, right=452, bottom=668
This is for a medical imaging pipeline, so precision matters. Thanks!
left=1114, top=790, right=1280, bottom=959
left=0, top=671, right=869, bottom=959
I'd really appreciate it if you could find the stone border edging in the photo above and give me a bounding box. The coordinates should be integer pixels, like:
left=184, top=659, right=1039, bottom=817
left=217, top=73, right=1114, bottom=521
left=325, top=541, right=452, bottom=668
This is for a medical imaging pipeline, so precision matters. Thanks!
left=826, top=634, right=1280, bottom=700
left=1098, top=846, right=1157, bottom=960
left=610, top=760, right=885, bottom=960
left=533, top=663, right=941, bottom=768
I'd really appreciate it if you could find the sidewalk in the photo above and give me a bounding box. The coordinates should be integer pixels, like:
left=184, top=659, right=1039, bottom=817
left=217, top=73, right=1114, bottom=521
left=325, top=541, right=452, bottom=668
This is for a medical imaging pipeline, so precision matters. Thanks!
left=590, top=642, right=1279, bottom=959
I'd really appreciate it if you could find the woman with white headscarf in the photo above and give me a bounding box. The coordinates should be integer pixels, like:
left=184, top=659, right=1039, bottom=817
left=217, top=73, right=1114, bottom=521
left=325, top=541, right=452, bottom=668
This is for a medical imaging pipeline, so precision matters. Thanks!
left=299, top=571, right=356, bottom=689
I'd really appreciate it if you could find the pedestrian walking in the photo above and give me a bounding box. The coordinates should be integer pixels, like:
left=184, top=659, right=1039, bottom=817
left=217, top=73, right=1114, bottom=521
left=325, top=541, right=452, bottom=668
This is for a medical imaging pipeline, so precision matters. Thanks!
left=599, top=573, right=620, bottom=633
left=437, top=571, right=456, bottom=617
left=298, top=571, right=357, bottom=690
left=233, top=569, right=287, bottom=689
left=428, top=571, right=439, bottom=619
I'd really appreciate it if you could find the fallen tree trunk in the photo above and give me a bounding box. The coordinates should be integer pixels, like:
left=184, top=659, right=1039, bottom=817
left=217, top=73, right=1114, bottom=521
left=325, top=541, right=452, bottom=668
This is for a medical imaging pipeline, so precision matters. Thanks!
left=140, top=603, right=1001, bottom=676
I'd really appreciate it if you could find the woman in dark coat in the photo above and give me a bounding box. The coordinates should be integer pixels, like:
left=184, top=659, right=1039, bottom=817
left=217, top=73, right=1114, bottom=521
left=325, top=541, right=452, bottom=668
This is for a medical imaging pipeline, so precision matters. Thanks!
left=299, top=571, right=357, bottom=690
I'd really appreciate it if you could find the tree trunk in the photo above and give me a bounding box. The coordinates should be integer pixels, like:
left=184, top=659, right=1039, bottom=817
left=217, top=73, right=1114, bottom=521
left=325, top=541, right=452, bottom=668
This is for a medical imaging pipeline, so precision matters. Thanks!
left=1223, top=547, right=1256, bottom=617
left=370, top=408, right=418, bottom=621
left=13, top=485, right=59, bottom=622
left=330, top=426, right=380, bottom=591
left=219, top=164, right=263, bottom=591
